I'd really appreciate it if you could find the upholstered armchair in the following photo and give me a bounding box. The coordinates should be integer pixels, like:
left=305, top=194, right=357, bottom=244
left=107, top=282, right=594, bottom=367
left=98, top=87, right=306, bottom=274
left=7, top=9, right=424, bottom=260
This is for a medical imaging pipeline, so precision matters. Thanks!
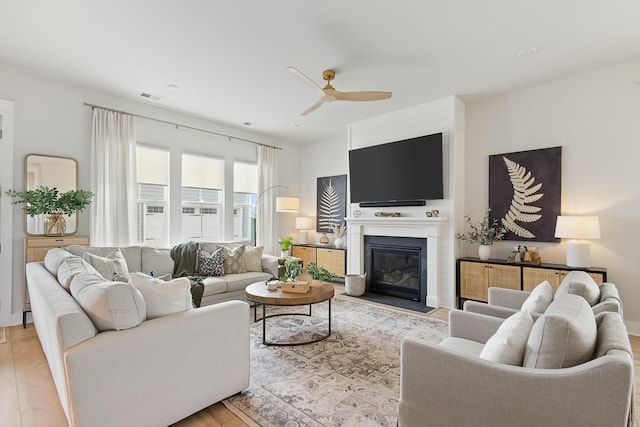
left=399, top=299, right=634, bottom=427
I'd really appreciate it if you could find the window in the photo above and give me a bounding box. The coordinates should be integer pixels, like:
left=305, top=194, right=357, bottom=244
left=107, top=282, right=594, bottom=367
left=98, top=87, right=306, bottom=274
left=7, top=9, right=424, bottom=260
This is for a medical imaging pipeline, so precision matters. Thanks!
left=233, top=162, right=258, bottom=241
left=182, top=154, right=224, bottom=242
left=136, top=146, right=169, bottom=247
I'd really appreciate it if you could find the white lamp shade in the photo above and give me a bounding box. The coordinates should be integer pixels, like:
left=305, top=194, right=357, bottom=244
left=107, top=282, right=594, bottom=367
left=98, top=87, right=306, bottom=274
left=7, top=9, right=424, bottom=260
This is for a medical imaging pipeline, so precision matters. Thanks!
left=276, top=196, right=300, bottom=212
left=295, top=217, right=313, bottom=230
left=554, top=216, right=601, bottom=239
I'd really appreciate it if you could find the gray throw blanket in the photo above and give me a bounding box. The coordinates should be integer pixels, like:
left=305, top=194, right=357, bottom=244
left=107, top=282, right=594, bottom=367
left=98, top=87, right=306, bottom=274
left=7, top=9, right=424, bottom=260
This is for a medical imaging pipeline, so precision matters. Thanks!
left=170, top=241, right=204, bottom=307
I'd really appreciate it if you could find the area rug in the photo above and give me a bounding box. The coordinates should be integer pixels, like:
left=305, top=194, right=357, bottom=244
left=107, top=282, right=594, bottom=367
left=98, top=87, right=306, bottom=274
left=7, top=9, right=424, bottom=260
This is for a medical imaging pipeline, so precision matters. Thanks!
left=223, top=295, right=448, bottom=426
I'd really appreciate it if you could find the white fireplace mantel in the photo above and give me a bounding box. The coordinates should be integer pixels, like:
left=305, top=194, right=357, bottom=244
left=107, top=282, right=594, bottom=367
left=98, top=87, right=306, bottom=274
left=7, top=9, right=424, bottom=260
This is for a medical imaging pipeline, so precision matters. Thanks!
left=346, top=216, right=446, bottom=308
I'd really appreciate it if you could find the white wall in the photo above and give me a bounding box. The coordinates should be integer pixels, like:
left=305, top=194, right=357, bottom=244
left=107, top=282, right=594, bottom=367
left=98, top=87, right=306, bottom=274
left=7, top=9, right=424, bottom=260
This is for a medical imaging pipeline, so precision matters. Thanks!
left=465, top=57, right=640, bottom=332
left=0, top=61, right=301, bottom=325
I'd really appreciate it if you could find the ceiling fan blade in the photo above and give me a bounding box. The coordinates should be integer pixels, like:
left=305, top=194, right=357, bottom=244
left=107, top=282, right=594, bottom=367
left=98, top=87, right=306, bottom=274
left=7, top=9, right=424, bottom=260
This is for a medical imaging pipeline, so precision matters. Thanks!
left=286, top=66, right=325, bottom=96
left=301, top=98, right=325, bottom=116
left=334, top=91, right=392, bottom=101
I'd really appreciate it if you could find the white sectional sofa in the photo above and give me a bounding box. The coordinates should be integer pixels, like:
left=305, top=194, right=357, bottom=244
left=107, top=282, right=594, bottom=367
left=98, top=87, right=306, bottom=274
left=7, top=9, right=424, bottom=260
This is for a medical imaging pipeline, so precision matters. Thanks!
left=25, top=240, right=280, bottom=427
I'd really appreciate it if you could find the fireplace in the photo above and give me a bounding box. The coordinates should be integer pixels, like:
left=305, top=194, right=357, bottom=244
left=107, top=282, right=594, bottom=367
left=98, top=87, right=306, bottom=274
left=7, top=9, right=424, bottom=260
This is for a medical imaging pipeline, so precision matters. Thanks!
left=364, top=236, right=428, bottom=304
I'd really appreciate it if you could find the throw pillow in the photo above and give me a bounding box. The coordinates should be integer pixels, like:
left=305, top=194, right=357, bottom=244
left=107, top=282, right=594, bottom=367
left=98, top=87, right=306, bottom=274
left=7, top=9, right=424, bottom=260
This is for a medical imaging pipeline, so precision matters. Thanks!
left=244, top=245, right=264, bottom=272
left=70, top=272, right=146, bottom=331
left=520, top=280, right=554, bottom=314
left=197, top=248, right=224, bottom=276
left=44, top=248, right=75, bottom=276
left=57, top=256, right=101, bottom=291
left=555, top=270, right=600, bottom=306
left=479, top=310, right=534, bottom=366
left=82, top=248, right=130, bottom=281
left=523, top=294, right=597, bottom=369
left=129, top=272, right=193, bottom=319
left=222, top=245, right=246, bottom=274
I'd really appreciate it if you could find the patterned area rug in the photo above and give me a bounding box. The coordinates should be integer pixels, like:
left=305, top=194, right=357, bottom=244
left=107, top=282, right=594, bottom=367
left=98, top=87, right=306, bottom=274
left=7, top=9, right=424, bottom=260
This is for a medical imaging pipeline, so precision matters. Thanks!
left=223, top=296, right=448, bottom=426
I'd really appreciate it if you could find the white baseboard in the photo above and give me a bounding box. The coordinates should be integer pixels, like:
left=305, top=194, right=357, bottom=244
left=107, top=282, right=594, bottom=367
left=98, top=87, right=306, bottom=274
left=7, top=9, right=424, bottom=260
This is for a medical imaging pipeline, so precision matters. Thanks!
left=624, top=319, right=640, bottom=336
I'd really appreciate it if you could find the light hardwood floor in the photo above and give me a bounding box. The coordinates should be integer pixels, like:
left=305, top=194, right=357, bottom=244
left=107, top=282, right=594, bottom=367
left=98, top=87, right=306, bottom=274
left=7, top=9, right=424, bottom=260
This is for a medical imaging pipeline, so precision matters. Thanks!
left=1, top=292, right=636, bottom=426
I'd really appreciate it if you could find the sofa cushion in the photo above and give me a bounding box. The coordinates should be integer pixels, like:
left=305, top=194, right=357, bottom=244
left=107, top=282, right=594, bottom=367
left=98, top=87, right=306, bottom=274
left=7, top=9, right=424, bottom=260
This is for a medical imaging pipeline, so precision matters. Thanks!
left=141, top=246, right=174, bottom=277
left=479, top=310, right=534, bottom=366
left=244, top=245, right=264, bottom=272
left=67, top=245, right=143, bottom=272
left=70, top=272, right=146, bottom=331
left=57, top=256, right=101, bottom=291
left=197, top=248, right=224, bottom=277
left=222, top=245, right=246, bottom=274
left=523, top=294, right=597, bottom=369
left=555, top=270, right=600, bottom=306
left=82, top=249, right=130, bottom=281
left=201, top=277, right=227, bottom=297
left=44, top=247, right=75, bottom=276
left=521, top=280, right=554, bottom=314
left=129, top=272, right=193, bottom=319
left=225, top=272, right=273, bottom=292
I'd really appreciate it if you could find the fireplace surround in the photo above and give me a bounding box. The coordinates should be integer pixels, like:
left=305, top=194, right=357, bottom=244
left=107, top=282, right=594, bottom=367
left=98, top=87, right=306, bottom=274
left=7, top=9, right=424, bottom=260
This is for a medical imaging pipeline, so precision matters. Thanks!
left=346, top=216, right=444, bottom=308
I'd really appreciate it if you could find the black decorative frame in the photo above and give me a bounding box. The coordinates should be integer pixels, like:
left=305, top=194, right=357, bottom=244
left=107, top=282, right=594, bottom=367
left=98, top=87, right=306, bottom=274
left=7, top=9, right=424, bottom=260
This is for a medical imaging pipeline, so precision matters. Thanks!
left=489, top=146, right=562, bottom=242
left=316, top=175, right=347, bottom=233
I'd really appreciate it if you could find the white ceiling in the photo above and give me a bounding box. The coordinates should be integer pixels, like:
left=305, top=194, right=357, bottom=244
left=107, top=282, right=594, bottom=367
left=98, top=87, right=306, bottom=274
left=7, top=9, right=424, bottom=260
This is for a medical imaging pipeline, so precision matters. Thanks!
left=1, top=1, right=639, bottom=145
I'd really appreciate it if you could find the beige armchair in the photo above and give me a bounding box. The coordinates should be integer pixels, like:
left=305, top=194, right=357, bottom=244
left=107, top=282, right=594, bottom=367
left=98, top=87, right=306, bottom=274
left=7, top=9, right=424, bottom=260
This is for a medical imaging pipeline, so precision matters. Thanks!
left=399, top=303, right=634, bottom=427
left=464, top=281, right=623, bottom=320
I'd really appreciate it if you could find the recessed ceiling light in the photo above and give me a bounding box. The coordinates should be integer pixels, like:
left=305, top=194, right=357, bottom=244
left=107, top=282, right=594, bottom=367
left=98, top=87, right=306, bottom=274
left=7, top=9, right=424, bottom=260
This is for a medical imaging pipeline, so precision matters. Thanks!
left=289, top=123, right=300, bottom=128
left=243, top=122, right=253, bottom=126
left=516, top=47, right=540, bottom=57
left=167, top=84, right=180, bottom=90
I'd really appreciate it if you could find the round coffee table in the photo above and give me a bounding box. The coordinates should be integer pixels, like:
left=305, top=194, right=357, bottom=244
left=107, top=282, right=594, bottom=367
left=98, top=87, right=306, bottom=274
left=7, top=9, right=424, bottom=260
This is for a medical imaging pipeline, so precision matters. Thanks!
left=245, top=281, right=334, bottom=346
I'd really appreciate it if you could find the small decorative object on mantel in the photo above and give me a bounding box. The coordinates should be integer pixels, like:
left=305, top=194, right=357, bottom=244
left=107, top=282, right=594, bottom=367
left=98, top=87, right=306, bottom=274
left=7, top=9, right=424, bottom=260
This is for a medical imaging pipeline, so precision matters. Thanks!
left=5, top=185, right=93, bottom=236
left=374, top=212, right=401, bottom=217
left=507, top=245, right=541, bottom=265
left=456, top=207, right=506, bottom=261
left=426, top=209, right=440, bottom=217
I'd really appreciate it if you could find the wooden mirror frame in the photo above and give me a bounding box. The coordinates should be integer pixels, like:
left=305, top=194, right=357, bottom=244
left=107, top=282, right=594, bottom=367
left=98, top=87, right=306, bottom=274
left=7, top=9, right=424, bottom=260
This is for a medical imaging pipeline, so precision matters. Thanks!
left=24, top=154, right=79, bottom=236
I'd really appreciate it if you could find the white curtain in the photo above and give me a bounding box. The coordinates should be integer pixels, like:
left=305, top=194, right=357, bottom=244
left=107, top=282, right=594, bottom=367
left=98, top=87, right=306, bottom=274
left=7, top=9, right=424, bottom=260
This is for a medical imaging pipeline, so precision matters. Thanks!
left=257, top=145, right=277, bottom=255
left=90, top=108, right=137, bottom=246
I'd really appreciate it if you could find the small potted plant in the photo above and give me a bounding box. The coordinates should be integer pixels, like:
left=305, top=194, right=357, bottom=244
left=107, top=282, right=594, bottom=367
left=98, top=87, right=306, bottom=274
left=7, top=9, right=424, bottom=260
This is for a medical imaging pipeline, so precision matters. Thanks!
left=306, top=262, right=337, bottom=284
left=456, top=207, right=505, bottom=261
left=279, top=236, right=294, bottom=257
left=279, top=257, right=302, bottom=282
left=5, top=185, right=94, bottom=236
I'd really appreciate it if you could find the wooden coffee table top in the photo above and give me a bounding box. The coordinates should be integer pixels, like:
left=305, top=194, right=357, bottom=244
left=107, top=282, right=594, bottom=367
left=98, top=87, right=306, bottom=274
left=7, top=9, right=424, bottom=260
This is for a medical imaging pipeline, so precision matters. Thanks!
left=245, top=281, right=334, bottom=306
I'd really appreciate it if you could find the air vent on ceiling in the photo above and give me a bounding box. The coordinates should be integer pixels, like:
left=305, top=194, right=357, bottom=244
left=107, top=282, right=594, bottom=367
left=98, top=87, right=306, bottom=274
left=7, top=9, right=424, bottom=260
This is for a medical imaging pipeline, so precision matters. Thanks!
left=137, top=92, right=162, bottom=101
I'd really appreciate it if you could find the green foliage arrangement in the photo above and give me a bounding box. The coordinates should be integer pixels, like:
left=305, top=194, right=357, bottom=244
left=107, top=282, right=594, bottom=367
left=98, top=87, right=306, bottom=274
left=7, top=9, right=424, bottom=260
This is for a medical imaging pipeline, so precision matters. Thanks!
left=279, top=257, right=302, bottom=282
left=279, top=236, right=294, bottom=251
left=5, top=186, right=94, bottom=216
left=456, top=207, right=506, bottom=245
left=306, top=262, right=336, bottom=282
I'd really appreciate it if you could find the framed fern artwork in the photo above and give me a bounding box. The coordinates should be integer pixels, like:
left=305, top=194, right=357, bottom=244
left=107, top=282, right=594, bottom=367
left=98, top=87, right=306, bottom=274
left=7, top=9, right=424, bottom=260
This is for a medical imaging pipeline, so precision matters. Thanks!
left=489, top=146, right=562, bottom=243
left=316, top=175, right=347, bottom=233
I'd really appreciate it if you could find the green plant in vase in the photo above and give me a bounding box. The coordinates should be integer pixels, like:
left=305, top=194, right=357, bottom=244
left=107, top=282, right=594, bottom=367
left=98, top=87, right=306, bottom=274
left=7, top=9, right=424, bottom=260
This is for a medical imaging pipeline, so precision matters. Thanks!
left=5, top=185, right=94, bottom=236
left=279, top=257, right=302, bottom=282
left=456, top=207, right=505, bottom=260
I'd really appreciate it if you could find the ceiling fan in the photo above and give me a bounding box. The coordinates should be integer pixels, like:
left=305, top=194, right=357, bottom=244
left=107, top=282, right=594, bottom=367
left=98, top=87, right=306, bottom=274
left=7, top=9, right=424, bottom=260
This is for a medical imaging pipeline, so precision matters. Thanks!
left=286, top=67, right=392, bottom=116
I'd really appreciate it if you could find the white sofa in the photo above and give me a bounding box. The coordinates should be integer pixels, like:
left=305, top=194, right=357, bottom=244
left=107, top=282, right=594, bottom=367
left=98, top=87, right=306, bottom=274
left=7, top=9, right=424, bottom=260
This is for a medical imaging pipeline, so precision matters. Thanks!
left=24, top=242, right=270, bottom=427
left=65, top=241, right=282, bottom=306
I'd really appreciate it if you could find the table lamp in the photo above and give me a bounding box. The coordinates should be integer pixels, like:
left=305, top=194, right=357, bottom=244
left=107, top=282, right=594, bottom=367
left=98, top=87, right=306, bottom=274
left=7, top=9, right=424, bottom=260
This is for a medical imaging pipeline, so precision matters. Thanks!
left=554, top=216, right=600, bottom=267
left=295, top=217, right=313, bottom=244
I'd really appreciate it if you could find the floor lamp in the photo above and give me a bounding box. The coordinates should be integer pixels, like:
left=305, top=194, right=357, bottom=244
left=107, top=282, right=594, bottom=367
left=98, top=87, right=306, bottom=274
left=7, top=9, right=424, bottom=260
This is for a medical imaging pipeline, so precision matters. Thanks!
left=554, top=216, right=600, bottom=267
left=255, top=185, right=300, bottom=213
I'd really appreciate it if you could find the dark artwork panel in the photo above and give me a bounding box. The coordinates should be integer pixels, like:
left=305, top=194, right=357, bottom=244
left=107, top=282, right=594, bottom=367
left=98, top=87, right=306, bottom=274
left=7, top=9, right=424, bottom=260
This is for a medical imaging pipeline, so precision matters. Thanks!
left=316, top=175, right=347, bottom=233
left=489, top=146, right=562, bottom=242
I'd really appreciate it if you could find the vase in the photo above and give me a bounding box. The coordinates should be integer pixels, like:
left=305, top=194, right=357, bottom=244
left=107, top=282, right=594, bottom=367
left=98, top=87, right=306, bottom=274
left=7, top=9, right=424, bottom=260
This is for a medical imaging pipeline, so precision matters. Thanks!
left=334, top=237, right=344, bottom=248
left=45, top=213, right=66, bottom=236
left=478, top=245, right=491, bottom=261
left=281, top=249, right=291, bottom=258
left=319, top=233, right=329, bottom=245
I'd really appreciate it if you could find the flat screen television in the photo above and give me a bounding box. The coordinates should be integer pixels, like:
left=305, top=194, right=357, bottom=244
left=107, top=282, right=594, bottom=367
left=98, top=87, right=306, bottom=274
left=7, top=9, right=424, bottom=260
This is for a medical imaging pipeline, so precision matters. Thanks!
left=349, top=132, right=443, bottom=205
